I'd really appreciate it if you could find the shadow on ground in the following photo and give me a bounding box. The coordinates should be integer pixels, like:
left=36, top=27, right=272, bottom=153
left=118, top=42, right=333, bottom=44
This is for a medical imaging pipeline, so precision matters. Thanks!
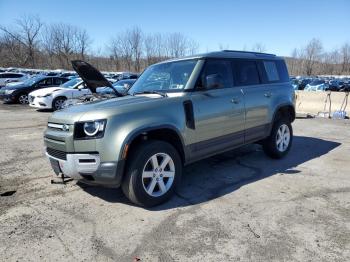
left=80, top=136, right=340, bottom=209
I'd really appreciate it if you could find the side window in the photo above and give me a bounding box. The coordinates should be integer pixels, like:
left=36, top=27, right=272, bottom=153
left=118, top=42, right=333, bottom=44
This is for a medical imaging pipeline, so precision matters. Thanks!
left=233, top=60, right=260, bottom=86
left=263, top=61, right=279, bottom=82
left=276, top=60, right=290, bottom=82
left=201, top=60, right=233, bottom=89
left=38, top=78, right=52, bottom=86
left=259, top=60, right=290, bottom=83
left=53, top=78, right=63, bottom=85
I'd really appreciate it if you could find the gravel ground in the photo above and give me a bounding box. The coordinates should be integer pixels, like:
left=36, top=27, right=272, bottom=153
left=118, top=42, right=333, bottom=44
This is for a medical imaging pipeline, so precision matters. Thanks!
left=0, top=103, right=349, bottom=262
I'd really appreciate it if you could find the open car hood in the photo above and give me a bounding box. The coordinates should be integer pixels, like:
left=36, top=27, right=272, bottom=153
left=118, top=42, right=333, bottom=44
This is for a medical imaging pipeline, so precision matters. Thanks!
left=71, top=60, right=122, bottom=96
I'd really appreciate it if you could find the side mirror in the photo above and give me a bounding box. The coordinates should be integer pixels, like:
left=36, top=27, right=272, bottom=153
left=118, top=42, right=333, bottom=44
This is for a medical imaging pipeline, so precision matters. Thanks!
left=205, top=74, right=223, bottom=89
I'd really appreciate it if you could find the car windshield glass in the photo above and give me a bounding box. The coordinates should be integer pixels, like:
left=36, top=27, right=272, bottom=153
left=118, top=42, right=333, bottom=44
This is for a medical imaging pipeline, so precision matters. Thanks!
left=129, top=59, right=198, bottom=94
left=310, top=80, right=324, bottom=85
left=61, top=78, right=81, bottom=88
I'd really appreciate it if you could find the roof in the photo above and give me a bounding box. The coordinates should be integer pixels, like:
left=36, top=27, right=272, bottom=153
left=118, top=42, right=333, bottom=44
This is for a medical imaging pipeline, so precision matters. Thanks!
left=158, top=50, right=282, bottom=64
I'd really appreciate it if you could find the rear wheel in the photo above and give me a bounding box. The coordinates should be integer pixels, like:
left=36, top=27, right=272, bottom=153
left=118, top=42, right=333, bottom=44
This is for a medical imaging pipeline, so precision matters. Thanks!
left=263, top=118, right=293, bottom=159
left=52, top=97, right=67, bottom=111
left=18, top=93, right=28, bottom=104
left=122, top=140, right=182, bottom=207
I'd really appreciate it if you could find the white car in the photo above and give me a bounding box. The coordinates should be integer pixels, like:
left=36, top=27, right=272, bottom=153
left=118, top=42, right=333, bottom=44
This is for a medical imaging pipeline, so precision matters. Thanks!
left=28, top=78, right=91, bottom=110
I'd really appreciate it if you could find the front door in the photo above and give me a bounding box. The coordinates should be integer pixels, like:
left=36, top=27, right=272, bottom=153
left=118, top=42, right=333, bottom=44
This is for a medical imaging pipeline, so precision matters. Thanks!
left=188, top=59, right=245, bottom=160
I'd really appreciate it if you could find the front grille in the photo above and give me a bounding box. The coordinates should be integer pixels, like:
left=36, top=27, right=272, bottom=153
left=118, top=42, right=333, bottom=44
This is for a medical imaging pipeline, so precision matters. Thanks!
left=47, top=147, right=67, bottom=160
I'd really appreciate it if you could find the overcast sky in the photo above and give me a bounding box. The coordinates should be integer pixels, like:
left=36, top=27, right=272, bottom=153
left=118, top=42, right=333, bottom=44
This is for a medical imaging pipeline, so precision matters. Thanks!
left=0, top=0, right=349, bottom=56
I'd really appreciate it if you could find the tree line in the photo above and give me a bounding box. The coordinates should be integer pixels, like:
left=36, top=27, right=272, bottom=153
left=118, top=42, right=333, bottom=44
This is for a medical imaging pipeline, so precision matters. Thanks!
left=1, top=15, right=349, bottom=75
left=286, top=38, right=350, bottom=76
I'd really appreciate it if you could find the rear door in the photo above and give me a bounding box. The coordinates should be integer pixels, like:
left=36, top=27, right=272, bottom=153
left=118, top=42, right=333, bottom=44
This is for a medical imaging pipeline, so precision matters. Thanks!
left=232, top=59, right=271, bottom=143
left=188, top=59, right=245, bottom=159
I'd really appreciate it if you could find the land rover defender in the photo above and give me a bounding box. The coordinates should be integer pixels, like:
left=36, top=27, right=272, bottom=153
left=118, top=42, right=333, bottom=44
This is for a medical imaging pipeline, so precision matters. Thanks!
left=44, top=50, right=295, bottom=206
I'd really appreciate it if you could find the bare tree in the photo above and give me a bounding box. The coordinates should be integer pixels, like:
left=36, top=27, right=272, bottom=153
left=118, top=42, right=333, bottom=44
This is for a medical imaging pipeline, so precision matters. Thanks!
left=218, top=43, right=230, bottom=50
left=128, top=27, right=143, bottom=72
left=75, top=29, right=91, bottom=61
left=340, top=43, right=350, bottom=74
left=0, top=14, right=43, bottom=67
left=42, top=23, right=91, bottom=68
left=251, top=43, right=266, bottom=53
left=302, top=38, right=323, bottom=76
left=166, top=33, right=189, bottom=58
left=109, top=32, right=133, bottom=71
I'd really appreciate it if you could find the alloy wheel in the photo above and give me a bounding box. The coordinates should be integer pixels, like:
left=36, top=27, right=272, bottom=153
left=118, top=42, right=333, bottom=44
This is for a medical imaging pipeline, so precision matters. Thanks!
left=276, top=124, right=290, bottom=152
left=19, top=94, right=28, bottom=104
left=142, top=153, right=175, bottom=197
left=55, top=99, right=66, bottom=110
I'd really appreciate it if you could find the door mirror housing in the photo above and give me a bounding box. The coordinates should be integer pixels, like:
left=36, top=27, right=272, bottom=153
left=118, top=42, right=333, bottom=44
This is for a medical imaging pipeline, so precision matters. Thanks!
left=205, top=74, right=223, bottom=89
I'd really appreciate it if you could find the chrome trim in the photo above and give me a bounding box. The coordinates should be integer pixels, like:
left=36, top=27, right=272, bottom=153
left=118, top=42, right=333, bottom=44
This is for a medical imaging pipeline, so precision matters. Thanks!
left=48, top=123, right=70, bottom=131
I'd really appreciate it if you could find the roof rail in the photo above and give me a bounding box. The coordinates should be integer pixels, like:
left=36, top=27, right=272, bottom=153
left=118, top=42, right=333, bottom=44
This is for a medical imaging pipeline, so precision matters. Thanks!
left=222, top=50, right=276, bottom=57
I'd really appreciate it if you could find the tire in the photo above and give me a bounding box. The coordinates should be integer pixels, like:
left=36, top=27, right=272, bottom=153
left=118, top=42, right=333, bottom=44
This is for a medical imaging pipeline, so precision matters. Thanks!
left=52, top=97, right=67, bottom=111
left=18, top=93, right=29, bottom=104
left=122, top=140, right=182, bottom=207
left=263, top=118, right=293, bottom=159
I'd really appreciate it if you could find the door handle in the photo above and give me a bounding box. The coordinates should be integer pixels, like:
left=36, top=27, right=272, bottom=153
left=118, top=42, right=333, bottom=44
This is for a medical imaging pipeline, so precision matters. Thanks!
left=231, top=98, right=240, bottom=104
left=264, top=92, right=272, bottom=98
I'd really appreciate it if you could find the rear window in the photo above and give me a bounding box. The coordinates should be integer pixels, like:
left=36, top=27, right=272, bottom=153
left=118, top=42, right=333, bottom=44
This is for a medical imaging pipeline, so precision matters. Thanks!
left=233, top=60, right=260, bottom=86
left=258, top=60, right=289, bottom=83
left=263, top=61, right=279, bottom=81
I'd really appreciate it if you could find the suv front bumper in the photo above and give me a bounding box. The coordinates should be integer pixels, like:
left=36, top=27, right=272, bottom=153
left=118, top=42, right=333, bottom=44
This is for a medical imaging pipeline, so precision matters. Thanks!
left=46, top=151, right=124, bottom=187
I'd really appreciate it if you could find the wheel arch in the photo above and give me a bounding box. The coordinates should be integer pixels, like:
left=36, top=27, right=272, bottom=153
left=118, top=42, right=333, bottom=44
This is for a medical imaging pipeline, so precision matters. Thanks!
left=121, top=125, right=187, bottom=164
left=52, top=95, right=67, bottom=108
left=272, top=103, right=295, bottom=123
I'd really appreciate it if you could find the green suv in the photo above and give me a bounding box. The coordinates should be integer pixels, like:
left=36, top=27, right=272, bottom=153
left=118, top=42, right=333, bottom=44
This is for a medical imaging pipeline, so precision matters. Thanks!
left=44, top=50, right=295, bottom=206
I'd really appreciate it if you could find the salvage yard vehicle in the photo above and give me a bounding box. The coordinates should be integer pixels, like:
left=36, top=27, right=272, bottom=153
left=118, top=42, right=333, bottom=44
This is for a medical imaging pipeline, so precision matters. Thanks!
left=44, top=51, right=295, bottom=207
left=28, top=78, right=89, bottom=111
left=0, top=72, right=27, bottom=87
left=0, top=76, right=69, bottom=104
left=304, top=79, right=328, bottom=91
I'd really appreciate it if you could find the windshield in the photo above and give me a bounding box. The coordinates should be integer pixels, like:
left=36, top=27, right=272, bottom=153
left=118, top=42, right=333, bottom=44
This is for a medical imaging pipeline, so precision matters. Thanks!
left=310, top=80, right=325, bottom=85
left=129, top=59, right=198, bottom=94
left=61, top=78, right=82, bottom=88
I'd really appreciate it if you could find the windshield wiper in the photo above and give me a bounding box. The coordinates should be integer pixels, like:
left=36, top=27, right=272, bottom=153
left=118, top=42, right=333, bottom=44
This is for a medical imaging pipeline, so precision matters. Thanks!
left=132, top=91, right=168, bottom=97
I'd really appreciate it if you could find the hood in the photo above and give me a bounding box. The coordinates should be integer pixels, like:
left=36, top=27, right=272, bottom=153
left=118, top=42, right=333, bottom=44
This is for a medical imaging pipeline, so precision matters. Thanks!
left=30, top=86, right=64, bottom=96
left=71, top=60, right=122, bottom=97
left=6, top=82, right=24, bottom=87
left=49, top=95, right=158, bottom=124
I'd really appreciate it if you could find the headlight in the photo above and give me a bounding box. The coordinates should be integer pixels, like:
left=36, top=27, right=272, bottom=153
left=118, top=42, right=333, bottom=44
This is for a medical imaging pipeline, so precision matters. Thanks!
left=74, top=119, right=106, bottom=139
left=5, top=90, right=15, bottom=95
left=38, top=93, right=52, bottom=98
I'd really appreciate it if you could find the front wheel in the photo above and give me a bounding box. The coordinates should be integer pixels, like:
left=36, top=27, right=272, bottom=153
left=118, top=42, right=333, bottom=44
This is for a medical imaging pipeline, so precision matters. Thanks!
left=122, top=140, right=182, bottom=207
left=263, top=118, right=293, bottom=159
left=52, top=97, right=67, bottom=111
left=18, top=93, right=29, bottom=104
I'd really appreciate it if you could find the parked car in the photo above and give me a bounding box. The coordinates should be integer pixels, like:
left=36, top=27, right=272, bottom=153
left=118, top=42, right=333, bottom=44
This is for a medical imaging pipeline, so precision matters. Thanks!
left=0, top=76, right=68, bottom=104
left=291, top=79, right=299, bottom=90
left=28, top=78, right=88, bottom=110
left=44, top=51, right=295, bottom=207
left=304, top=79, right=328, bottom=91
left=0, top=72, right=27, bottom=87
left=298, top=78, right=313, bottom=90
left=326, top=80, right=342, bottom=91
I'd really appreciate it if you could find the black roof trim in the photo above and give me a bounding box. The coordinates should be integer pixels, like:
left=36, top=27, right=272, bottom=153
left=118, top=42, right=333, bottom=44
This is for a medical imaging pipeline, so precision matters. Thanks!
left=222, top=50, right=276, bottom=57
